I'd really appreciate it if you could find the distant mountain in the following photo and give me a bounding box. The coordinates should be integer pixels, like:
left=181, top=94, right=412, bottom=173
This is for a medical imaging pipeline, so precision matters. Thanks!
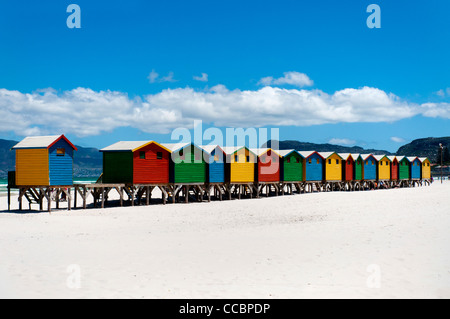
left=264, top=140, right=392, bottom=155
left=0, top=139, right=102, bottom=178
left=396, top=137, right=450, bottom=164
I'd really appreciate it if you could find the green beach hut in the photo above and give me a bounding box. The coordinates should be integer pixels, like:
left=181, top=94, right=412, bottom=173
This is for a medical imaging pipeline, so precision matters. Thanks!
left=278, top=150, right=304, bottom=182
left=161, top=143, right=207, bottom=184
left=397, top=156, right=410, bottom=180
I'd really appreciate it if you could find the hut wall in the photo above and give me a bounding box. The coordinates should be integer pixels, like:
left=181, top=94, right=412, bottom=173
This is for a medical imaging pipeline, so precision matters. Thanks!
left=363, top=157, right=377, bottom=180
left=377, top=158, right=391, bottom=180
left=257, top=151, right=280, bottom=182
left=304, top=153, right=323, bottom=181
left=133, top=143, right=170, bottom=184
left=103, top=152, right=134, bottom=184
left=48, top=138, right=74, bottom=186
left=325, top=154, right=342, bottom=181
left=15, top=149, right=49, bottom=186
left=282, top=153, right=303, bottom=182
left=399, top=159, right=410, bottom=180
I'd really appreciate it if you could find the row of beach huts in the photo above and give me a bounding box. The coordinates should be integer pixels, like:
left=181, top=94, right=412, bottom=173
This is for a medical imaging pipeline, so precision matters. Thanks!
left=7, top=135, right=432, bottom=212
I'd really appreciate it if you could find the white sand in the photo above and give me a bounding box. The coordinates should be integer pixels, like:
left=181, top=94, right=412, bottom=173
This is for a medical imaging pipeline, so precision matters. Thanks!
left=1, top=181, right=450, bottom=299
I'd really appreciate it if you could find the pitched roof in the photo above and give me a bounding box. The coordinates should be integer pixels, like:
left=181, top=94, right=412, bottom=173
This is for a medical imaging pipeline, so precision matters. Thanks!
left=200, top=145, right=226, bottom=155
left=278, top=149, right=302, bottom=157
left=161, top=142, right=206, bottom=153
left=407, top=156, right=419, bottom=162
left=374, top=155, right=390, bottom=162
left=319, top=152, right=343, bottom=160
left=298, top=151, right=324, bottom=159
left=339, top=153, right=362, bottom=161
left=100, top=141, right=150, bottom=152
left=418, top=157, right=430, bottom=162
left=12, top=135, right=77, bottom=151
left=250, top=148, right=281, bottom=157
left=360, top=154, right=376, bottom=160
left=100, top=141, right=171, bottom=153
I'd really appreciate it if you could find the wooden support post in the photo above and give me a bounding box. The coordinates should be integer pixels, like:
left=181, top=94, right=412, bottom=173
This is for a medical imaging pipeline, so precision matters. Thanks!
left=146, top=186, right=151, bottom=206
left=101, top=187, right=105, bottom=209
left=185, top=186, right=189, bottom=203
left=83, top=187, right=87, bottom=210
left=19, top=188, right=23, bottom=211
left=47, top=189, right=52, bottom=213
left=68, top=188, right=71, bottom=211
left=74, top=187, right=77, bottom=209
left=7, top=186, right=11, bottom=211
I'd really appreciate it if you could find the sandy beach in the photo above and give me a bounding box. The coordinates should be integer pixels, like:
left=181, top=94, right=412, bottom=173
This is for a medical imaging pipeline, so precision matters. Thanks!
left=0, top=181, right=449, bottom=299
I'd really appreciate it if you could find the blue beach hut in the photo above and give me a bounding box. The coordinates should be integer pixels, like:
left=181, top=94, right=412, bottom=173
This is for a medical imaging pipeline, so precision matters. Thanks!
left=299, top=151, right=324, bottom=182
left=361, top=154, right=377, bottom=181
left=201, top=145, right=225, bottom=183
left=408, top=156, right=421, bottom=180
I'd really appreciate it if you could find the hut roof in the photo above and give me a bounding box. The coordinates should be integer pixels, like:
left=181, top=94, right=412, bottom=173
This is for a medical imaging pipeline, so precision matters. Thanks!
left=298, top=151, right=324, bottom=159
left=250, top=148, right=281, bottom=157
left=318, top=152, right=343, bottom=160
left=374, top=155, right=390, bottom=162
left=100, top=141, right=171, bottom=153
left=160, top=142, right=206, bottom=153
left=407, top=156, right=419, bottom=162
left=278, top=149, right=303, bottom=158
left=200, top=145, right=226, bottom=155
left=338, top=153, right=361, bottom=160
left=418, top=157, right=430, bottom=162
left=387, top=155, right=398, bottom=162
left=360, top=154, right=376, bottom=161
left=12, top=135, right=77, bottom=151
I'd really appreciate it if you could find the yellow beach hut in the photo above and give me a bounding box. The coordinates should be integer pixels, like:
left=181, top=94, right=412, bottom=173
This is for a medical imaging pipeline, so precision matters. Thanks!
left=419, top=157, right=431, bottom=179
left=319, top=152, right=343, bottom=181
left=222, top=146, right=257, bottom=183
left=374, top=155, right=391, bottom=181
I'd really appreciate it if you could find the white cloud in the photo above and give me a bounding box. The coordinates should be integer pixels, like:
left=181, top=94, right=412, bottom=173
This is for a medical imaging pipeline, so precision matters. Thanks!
left=0, top=85, right=449, bottom=138
left=193, top=73, right=208, bottom=82
left=329, top=138, right=356, bottom=146
left=391, top=136, right=406, bottom=143
left=147, top=70, right=159, bottom=83
left=434, top=88, right=450, bottom=97
left=258, top=72, right=314, bottom=88
left=147, top=70, right=177, bottom=83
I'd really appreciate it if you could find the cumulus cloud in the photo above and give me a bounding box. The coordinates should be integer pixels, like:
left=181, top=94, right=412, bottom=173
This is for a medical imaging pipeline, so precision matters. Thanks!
left=435, top=88, right=450, bottom=97
left=329, top=138, right=356, bottom=146
left=147, top=70, right=177, bottom=83
left=258, top=72, right=314, bottom=88
left=193, top=73, right=208, bottom=82
left=0, top=85, right=449, bottom=138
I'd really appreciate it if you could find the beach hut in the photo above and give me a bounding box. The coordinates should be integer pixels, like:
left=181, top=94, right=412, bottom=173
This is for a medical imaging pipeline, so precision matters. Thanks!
left=12, top=135, right=78, bottom=186
left=251, top=148, right=281, bottom=183
left=278, top=150, right=304, bottom=182
left=100, top=141, right=171, bottom=184
left=374, top=155, right=391, bottom=181
left=222, top=146, right=257, bottom=184
left=398, top=156, right=410, bottom=180
left=161, top=143, right=207, bottom=184
left=361, top=154, right=377, bottom=180
left=319, top=152, right=343, bottom=182
left=201, top=145, right=226, bottom=183
left=299, top=151, right=324, bottom=182
left=408, top=156, right=421, bottom=180
left=387, top=156, right=399, bottom=180
left=419, top=157, right=431, bottom=180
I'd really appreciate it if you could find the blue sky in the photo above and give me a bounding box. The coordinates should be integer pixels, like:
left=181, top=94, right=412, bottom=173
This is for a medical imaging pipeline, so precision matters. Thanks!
left=0, top=0, right=449, bottom=152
